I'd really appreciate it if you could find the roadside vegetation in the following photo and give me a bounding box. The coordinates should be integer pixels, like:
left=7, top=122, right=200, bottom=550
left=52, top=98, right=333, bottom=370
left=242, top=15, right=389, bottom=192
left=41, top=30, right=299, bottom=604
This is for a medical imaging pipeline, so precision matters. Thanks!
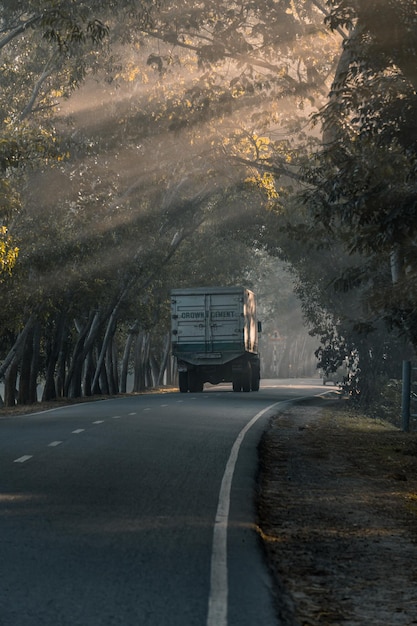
left=258, top=399, right=417, bottom=624
left=1, top=1, right=417, bottom=413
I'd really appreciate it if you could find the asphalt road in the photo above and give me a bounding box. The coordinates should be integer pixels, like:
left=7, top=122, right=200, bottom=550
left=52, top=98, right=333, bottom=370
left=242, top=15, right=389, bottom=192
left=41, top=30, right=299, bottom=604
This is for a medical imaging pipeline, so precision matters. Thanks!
left=0, top=379, right=325, bottom=626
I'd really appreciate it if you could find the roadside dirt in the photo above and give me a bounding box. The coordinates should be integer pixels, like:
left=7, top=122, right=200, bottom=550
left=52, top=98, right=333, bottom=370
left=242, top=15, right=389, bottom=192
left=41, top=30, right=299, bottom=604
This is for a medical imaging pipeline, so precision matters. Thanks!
left=257, top=397, right=417, bottom=626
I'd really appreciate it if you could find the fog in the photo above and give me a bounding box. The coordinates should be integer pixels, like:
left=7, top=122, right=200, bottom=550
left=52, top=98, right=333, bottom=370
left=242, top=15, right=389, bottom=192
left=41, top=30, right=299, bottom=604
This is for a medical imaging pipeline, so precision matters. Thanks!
left=1, top=3, right=342, bottom=405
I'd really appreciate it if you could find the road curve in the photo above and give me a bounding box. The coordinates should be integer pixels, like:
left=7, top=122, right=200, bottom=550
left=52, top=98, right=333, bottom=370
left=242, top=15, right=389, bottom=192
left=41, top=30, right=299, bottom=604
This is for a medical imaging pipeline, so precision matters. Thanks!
left=0, top=379, right=325, bottom=626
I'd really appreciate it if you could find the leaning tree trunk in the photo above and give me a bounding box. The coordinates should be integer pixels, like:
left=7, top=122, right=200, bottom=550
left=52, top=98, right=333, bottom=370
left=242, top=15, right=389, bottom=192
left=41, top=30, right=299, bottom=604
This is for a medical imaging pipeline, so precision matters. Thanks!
left=156, top=332, right=171, bottom=386
left=105, top=336, right=119, bottom=396
left=82, top=348, right=95, bottom=397
left=4, top=359, right=18, bottom=407
left=120, top=322, right=139, bottom=393
left=18, top=326, right=34, bottom=405
left=149, top=353, right=159, bottom=388
left=133, top=331, right=147, bottom=392
left=16, top=321, right=40, bottom=405
left=111, top=338, right=119, bottom=394
left=65, top=310, right=102, bottom=398
left=29, top=322, right=41, bottom=404
left=0, top=313, right=37, bottom=381
left=43, top=311, right=68, bottom=401
left=90, top=288, right=129, bottom=395
left=93, top=359, right=109, bottom=395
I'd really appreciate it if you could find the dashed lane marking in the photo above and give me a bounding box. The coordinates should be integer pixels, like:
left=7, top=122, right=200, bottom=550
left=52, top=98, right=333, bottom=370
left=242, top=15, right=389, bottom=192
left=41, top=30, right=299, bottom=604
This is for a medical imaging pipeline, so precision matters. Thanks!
left=14, top=455, right=33, bottom=463
left=129, top=412, right=136, bottom=416
left=93, top=420, right=104, bottom=424
left=72, top=429, right=85, bottom=434
left=48, top=441, right=63, bottom=447
left=112, top=415, right=121, bottom=419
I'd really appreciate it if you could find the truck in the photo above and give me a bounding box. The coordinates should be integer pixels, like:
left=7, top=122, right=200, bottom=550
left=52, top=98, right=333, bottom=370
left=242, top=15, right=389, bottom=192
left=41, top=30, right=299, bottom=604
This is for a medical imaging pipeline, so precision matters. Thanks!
left=170, top=286, right=261, bottom=392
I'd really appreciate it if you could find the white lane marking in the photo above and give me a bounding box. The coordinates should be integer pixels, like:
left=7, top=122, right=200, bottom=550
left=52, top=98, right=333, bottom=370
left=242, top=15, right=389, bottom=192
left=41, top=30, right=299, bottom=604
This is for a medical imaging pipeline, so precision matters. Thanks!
left=129, top=412, right=136, bottom=416
left=112, top=415, right=121, bottom=419
left=14, top=455, right=33, bottom=463
left=206, top=401, right=284, bottom=626
left=160, top=404, right=168, bottom=407
left=93, top=420, right=104, bottom=424
left=143, top=408, right=151, bottom=411
left=72, top=429, right=85, bottom=434
left=48, top=441, right=63, bottom=447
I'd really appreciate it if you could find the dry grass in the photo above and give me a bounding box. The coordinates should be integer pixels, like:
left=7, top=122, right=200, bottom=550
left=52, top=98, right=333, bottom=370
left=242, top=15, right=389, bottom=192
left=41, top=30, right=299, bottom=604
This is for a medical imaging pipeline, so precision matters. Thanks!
left=258, top=399, right=417, bottom=625
left=0, top=387, right=178, bottom=418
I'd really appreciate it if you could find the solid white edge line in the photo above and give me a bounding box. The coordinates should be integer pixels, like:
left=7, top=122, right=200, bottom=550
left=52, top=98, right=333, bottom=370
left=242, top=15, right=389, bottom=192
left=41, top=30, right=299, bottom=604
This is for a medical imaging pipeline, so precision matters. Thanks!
left=206, top=400, right=284, bottom=626
left=206, top=394, right=325, bottom=626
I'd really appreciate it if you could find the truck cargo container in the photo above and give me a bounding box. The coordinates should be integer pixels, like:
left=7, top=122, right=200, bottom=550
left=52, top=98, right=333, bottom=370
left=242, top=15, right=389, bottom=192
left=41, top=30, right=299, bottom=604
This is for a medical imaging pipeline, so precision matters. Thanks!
left=171, top=287, right=261, bottom=392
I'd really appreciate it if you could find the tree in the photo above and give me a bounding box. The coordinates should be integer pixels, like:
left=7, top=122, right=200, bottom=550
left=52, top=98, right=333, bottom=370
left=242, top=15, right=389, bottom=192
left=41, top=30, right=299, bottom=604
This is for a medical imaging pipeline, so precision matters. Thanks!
left=326, top=0, right=417, bottom=91
left=267, top=0, right=417, bottom=404
left=0, top=1, right=345, bottom=403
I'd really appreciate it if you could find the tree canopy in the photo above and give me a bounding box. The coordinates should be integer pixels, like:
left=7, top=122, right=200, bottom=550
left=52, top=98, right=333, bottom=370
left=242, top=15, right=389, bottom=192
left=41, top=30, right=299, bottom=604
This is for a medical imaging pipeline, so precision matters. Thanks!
left=286, top=0, right=417, bottom=403
left=1, top=0, right=416, bottom=407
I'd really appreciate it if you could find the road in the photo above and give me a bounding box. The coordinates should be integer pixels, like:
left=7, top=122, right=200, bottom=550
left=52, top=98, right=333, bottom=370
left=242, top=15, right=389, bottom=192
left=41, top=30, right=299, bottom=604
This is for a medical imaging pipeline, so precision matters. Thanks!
left=0, top=379, right=324, bottom=626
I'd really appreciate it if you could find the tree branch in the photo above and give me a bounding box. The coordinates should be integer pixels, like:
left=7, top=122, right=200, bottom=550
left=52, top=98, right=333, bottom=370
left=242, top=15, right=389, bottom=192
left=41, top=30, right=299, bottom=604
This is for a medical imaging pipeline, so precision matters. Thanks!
left=0, top=14, right=41, bottom=51
left=20, top=53, right=58, bottom=121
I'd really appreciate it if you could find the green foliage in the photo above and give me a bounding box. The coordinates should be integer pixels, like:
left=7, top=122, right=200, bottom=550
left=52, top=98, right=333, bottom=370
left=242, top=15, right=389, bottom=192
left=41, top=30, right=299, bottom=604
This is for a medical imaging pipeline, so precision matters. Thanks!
left=0, top=1, right=345, bottom=401
left=275, top=0, right=417, bottom=405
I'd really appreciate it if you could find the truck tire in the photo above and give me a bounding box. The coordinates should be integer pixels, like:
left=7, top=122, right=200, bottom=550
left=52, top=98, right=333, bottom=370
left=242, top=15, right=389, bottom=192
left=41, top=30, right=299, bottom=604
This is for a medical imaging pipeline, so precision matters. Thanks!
left=242, top=363, right=251, bottom=392
left=188, top=371, right=203, bottom=393
left=251, top=364, right=260, bottom=391
left=232, top=374, right=242, bottom=392
left=179, top=371, right=189, bottom=393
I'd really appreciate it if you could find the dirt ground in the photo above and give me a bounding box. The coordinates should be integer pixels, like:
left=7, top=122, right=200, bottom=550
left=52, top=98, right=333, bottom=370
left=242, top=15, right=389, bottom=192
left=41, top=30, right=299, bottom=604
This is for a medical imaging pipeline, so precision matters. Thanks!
left=257, top=396, right=417, bottom=626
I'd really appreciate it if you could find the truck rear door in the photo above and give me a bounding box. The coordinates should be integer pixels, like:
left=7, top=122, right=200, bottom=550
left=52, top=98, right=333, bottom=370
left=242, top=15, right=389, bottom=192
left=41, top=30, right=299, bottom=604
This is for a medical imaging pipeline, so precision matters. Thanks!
left=208, top=293, right=242, bottom=352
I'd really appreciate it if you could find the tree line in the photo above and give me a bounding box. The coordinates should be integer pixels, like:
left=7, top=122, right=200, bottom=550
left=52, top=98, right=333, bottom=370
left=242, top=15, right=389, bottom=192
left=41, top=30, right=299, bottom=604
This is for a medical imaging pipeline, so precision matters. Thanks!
left=1, top=1, right=416, bottom=408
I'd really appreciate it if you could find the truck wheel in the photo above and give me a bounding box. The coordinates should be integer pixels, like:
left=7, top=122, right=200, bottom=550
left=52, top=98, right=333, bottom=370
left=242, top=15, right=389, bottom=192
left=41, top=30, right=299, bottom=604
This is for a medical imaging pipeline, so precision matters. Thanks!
left=232, top=375, right=242, bottom=392
left=251, top=366, right=260, bottom=391
left=189, top=372, right=203, bottom=393
left=179, top=371, right=189, bottom=393
left=242, top=363, right=251, bottom=392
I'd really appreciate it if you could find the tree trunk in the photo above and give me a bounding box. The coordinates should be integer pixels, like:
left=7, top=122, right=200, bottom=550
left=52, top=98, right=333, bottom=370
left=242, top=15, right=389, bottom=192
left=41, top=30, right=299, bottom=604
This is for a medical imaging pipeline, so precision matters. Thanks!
left=142, top=333, right=152, bottom=388
left=120, top=322, right=139, bottom=393
left=4, top=359, right=18, bottom=407
left=90, top=287, right=130, bottom=395
left=133, top=331, right=146, bottom=392
left=149, top=353, right=159, bottom=388
left=56, top=334, right=68, bottom=398
left=97, top=360, right=109, bottom=395
left=65, top=310, right=102, bottom=398
left=112, top=338, right=119, bottom=394
left=156, top=332, right=171, bottom=386
left=43, top=311, right=68, bottom=401
left=105, top=336, right=118, bottom=395
left=29, top=322, right=41, bottom=404
left=0, top=313, right=37, bottom=381
left=18, top=326, right=34, bottom=405
left=82, top=348, right=95, bottom=396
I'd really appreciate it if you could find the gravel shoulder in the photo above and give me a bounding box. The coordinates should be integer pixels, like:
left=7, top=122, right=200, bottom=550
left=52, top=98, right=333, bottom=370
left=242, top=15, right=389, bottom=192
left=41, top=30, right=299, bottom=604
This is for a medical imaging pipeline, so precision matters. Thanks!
left=257, top=396, right=417, bottom=626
